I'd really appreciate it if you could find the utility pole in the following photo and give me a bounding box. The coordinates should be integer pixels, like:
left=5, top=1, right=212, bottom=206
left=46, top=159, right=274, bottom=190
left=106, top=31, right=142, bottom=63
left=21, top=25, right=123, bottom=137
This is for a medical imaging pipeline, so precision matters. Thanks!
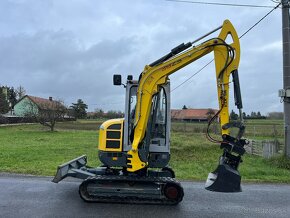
left=281, top=0, right=290, bottom=157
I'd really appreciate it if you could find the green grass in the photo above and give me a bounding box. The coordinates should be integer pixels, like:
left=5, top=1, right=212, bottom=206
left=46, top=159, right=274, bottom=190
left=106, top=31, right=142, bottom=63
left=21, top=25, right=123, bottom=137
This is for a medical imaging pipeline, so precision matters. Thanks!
left=0, top=121, right=290, bottom=183
left=0, top=124, right=100, bottom=175
left=268, top=155, right=290, bottom=170
left=169, top=132, right=290, bottom=183
left=172, top=119, right=284, bottom=138
left=244, top=119, right=283, bottom=125
left=55, top=120, right=103, bottom=131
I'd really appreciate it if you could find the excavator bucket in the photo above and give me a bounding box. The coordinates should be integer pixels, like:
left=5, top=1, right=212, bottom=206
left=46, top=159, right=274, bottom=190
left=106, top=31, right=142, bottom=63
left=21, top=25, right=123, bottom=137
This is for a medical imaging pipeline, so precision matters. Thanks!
left=205, top=157, right=242, bottom=193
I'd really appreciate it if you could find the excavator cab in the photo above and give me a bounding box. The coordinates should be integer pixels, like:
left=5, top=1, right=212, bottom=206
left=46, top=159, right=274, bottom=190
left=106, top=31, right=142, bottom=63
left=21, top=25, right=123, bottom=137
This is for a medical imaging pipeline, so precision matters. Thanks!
left=103, top=75, right=172, bottom=169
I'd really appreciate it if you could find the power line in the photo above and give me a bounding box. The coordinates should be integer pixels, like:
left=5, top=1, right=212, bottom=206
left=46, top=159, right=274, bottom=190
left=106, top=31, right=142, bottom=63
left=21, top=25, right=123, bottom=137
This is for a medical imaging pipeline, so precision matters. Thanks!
left=239, top=2, right=281, bottom=39
left=171, top=2, right=281, bottom=92
left=271, top=0, right=281, bottom=4
left=171, top=60, right=213, bottom=92
left=165, top=0, right=277, bottom=9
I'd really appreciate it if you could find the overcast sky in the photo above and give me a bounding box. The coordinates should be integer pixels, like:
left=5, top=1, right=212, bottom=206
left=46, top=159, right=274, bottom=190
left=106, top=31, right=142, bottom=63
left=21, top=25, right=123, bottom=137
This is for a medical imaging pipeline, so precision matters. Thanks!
left=0, top=0, right=284, bottom=114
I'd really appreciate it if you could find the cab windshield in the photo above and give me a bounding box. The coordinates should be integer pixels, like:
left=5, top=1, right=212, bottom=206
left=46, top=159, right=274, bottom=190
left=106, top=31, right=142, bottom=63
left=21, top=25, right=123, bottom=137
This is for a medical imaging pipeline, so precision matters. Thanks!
left=128, top=86, right=167, bottom=146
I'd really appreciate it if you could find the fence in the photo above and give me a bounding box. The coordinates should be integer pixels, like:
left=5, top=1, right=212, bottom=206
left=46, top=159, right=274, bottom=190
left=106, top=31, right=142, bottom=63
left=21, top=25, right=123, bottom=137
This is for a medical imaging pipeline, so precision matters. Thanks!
left=171, top=121, right=219, bottom=134
left=245, top=139, right=283, bottom=158
left=244, top=124, right=284, bottom=138
left=0, top=115, right=76, bottom=125
left=171, top=120, right=284, bottom=158
left=0, top=115, right=36, bottom=124
left=171, top=121, right=284, bottom=137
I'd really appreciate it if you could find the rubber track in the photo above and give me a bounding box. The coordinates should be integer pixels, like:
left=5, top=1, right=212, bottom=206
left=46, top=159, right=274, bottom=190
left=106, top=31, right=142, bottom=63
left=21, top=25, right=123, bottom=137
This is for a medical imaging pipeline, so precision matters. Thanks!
left=79, top=175, right=184, bottom=205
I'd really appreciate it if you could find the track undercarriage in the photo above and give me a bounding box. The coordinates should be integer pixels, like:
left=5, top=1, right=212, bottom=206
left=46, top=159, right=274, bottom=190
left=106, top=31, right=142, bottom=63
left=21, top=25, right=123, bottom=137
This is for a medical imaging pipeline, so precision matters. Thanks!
left=52, top=155, right=184, bottom=205
left=79, top=175, right=183, bottom=205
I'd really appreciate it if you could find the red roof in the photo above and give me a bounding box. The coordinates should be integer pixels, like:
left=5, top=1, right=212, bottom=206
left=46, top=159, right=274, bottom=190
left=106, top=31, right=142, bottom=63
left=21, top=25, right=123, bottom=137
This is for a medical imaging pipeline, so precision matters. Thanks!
left=25, top=95, right=65, bottom=110
left=171, top=108, right=218, bottom=120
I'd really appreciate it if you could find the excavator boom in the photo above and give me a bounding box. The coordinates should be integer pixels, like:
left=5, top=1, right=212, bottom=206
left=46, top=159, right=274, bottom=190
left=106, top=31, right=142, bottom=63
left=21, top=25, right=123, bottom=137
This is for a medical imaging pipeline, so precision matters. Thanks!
left=128, top=20, right=244, bottom=174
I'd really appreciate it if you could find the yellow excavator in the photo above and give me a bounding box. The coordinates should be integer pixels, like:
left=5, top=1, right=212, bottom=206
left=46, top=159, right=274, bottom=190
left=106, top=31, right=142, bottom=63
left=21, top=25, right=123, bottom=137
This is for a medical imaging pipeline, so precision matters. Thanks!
left=53, top=20, right=247, bottom=205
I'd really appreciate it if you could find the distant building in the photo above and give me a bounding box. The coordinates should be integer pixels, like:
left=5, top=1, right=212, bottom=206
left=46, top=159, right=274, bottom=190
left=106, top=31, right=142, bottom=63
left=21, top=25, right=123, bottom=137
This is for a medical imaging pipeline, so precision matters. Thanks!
left=171, top=108, right=218, bottom=122
left=14, top=95, right=66, bottom=117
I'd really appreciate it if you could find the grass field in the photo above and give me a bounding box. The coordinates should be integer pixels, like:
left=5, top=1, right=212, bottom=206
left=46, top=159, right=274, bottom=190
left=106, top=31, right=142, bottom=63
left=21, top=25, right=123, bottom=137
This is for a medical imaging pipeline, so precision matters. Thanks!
left=0, top=124, right=100, bottom=175
left=0, top=120, right=290, bottom=183
left=172, top=119, right=285, bottom=139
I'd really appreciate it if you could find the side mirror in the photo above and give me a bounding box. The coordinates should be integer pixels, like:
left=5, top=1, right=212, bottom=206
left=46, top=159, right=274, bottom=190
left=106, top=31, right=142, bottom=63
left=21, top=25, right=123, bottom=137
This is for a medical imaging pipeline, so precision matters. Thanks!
left=127, top=75, right=133, bottom=81
left=113, top=74, right=122, bottom=86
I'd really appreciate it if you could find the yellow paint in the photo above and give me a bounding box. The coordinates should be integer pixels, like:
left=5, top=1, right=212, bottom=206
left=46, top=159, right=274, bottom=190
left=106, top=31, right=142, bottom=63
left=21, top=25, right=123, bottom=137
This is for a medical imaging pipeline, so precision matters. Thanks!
left=98, top=118, right=124, bottom=152
left=127, top=19, right=241, bottom=172
left=127, top=149, right=146, bottom=171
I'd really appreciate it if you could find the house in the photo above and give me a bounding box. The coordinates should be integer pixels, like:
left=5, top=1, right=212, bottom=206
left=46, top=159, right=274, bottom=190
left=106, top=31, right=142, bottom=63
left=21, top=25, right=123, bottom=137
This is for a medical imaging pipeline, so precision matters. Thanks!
left=171, top=108, right=218, bottom=122
left=14, top=95, right=66, bottom=117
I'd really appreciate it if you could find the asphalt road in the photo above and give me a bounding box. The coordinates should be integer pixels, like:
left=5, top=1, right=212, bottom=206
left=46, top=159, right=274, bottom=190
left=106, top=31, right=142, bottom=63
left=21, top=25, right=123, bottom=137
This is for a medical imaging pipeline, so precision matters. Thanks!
left=0, top=174, right=290, bottom=218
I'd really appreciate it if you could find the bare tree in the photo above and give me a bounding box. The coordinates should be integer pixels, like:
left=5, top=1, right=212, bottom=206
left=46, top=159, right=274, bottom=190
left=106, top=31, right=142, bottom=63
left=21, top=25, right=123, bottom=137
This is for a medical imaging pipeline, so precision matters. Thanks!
left=206, top=108, right=216, bottom=121
left=25, top=97, right=67, bottom=131
left=16, top=86, right=26, bottom=100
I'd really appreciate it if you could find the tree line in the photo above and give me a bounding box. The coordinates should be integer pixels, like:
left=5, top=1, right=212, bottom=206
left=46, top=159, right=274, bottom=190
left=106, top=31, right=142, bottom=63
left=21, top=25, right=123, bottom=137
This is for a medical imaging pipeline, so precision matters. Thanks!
left=0, top=85, right=26, bottom=114
left=87, top=109, right=124, bottom=119
left=0, top=85, right=125, bottom=131
left=2, top=84, right=283, bottom=132
left=230, top=110, right=284, bottom=120
left=67, top=100, right=124, bottom=119
left=182, top=105, right=283, bottom=120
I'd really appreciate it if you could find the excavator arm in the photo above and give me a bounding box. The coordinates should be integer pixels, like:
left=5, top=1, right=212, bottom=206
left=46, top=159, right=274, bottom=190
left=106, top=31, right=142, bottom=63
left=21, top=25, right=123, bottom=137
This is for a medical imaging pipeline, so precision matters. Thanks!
left=127, top=20, right=246, bottom=178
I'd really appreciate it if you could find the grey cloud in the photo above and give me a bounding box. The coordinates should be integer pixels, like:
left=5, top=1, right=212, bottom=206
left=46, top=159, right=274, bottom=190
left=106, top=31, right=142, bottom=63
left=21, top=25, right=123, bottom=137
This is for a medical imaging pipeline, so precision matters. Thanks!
left=0, top=0, right=284, bottom=114
left=0, top=30, right=142, bottom=110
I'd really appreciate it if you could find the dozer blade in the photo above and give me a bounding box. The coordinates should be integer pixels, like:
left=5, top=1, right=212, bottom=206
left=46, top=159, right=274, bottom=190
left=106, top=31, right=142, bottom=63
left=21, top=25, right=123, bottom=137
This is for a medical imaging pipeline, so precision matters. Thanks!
left=205, top=162, right=242, bottom=193
left=52, top=155, right=95, bottom=183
